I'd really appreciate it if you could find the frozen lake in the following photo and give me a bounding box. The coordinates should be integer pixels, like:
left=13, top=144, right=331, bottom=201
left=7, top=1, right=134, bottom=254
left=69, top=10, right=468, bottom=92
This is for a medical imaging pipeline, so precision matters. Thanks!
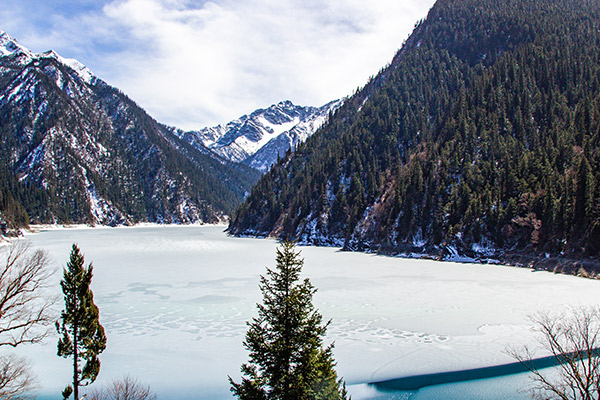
left=10, top=225, right=600, bottom=399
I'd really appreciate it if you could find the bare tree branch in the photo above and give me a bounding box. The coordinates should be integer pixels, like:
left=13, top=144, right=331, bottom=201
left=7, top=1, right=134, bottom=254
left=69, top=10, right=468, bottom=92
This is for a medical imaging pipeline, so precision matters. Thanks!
left=86, top=376, right=157, bottom=400
left=0, top=355, right=37, bottom=399
left=0, top=241, right=55, bottom=347
left=509, top=306, right=600, bottom=400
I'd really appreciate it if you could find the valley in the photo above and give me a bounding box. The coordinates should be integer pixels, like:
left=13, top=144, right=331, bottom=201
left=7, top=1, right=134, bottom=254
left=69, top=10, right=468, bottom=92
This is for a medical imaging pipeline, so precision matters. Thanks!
left=1, top=1, right=599, bottom=399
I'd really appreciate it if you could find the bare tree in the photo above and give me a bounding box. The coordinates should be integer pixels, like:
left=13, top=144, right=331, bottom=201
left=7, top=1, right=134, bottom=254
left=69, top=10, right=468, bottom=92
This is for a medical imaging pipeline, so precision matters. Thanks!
left=510, top=306, right=600, bottom=400
left=87, top=376, right=157, bottom=400
left=0, top=241, right=54, bottom=347
left=0, top=355, right=36, bottom=399
left=0, top=241, right=55, bottom=399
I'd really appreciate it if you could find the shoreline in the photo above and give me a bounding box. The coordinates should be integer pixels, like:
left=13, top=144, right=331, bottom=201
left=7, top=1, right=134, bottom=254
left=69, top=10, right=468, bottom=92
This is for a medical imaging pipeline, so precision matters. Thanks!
left=9, top=223, right=599, bottom=280
left=0, top=222, right=229, bottom=245
left=24, top=221, right=229, bottom=234
left=229, top=231, right=600, bottom=280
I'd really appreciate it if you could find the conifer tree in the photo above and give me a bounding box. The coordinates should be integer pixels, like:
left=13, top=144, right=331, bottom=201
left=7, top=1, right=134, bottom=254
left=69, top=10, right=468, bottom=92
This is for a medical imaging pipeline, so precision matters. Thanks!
left=229, top=241, right=348, bottom=400
left=56, top=244, right=106, bottom=400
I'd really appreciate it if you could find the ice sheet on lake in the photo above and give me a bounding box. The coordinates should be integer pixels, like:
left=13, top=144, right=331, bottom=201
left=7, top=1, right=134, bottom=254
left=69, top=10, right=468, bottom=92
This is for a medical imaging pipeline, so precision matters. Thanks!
left=15, top=225, right=600, bottom=399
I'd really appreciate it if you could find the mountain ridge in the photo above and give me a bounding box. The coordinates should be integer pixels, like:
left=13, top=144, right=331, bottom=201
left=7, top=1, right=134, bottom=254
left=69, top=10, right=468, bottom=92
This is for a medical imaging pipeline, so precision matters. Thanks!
left=171, top=99, right=342, bottom=172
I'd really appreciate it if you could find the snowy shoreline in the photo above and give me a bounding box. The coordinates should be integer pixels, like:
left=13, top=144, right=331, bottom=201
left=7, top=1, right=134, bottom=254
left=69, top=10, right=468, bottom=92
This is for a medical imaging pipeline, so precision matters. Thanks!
left=8, top=222, right=599, bottom=281
left=23, top=221, right=229, bottom=234
left=233, top=230, right=600, bottom=280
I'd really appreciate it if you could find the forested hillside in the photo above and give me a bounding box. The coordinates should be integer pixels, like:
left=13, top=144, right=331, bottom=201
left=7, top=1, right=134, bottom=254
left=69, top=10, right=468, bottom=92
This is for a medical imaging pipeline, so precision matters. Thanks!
left=229, top=0, right=600, bottom=268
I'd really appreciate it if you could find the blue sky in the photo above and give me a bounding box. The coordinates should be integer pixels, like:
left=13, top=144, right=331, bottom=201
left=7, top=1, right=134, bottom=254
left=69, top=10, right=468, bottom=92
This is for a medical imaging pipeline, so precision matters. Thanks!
left=1, top=0, right=436, bottom=129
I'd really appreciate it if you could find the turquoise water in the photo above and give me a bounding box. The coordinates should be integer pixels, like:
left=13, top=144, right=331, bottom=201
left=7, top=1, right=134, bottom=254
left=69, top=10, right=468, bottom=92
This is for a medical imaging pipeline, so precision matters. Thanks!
left=370, top=372, right=533, bottom=399
left=351, top=372, right=534, bottom=399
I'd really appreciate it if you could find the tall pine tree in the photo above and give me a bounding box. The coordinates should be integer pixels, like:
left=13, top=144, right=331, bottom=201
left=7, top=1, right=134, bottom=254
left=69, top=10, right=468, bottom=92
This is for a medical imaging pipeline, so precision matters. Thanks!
left=56, top=244, right=106, bottom=400
left=229, top=241, right=348, bottom=400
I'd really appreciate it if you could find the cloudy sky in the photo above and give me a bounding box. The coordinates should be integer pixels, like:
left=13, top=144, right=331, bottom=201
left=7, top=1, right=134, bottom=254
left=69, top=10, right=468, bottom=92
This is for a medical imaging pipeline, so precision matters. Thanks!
left=0, top=0, right=436, bottom=130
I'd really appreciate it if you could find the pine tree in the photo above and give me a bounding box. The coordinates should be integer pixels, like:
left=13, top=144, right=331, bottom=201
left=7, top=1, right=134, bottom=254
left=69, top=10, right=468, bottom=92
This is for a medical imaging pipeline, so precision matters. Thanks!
left=229, top=241, right=348, bottom=400
left=56, top=244, right=107, bottom=400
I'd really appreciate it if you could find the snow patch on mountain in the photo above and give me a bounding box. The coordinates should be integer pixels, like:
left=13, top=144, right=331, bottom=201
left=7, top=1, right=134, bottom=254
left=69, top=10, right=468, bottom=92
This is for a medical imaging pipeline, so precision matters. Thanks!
left=17, top=140, right=46, bottom=180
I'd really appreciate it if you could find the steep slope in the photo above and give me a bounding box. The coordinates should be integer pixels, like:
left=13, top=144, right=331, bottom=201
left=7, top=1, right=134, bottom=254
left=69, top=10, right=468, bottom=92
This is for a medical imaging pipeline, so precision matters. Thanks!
left=0, top=31, right=260, bottom=228
left=229, top=0, right=600, bottom=268
left=172, top=100, right=342, bottom=172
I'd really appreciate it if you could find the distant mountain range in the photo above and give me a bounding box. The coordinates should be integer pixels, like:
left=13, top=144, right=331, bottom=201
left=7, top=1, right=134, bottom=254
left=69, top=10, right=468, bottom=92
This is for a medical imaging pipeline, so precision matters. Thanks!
left=170, top=99, right=342, bottom=172
left=0, top=31, right=260, bottom=228
left=229, top=0, right=600, bottom=269
left=0, top=31, right=340, bottom=230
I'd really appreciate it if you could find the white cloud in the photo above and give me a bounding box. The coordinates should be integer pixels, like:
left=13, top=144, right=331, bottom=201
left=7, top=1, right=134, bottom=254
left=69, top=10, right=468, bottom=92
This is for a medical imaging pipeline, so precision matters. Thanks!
left=1, top=0, right=436, bottom=129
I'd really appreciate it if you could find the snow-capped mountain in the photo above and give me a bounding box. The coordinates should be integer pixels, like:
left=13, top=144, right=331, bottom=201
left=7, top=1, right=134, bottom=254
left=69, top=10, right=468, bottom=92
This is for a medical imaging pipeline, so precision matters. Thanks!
left=0, top=31, right=259, bottom=228
left=0, top=31, right=94, bottom=83
left=173, top=99, right=342, bottom=172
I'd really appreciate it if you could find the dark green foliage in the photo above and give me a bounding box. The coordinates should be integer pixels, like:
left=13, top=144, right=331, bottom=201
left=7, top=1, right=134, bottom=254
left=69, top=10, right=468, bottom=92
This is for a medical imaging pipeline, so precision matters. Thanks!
left=229, top=241, right=348, bottom=400
left=229, top=0, right=600, bottom=263
left=62, top=386, right=73, bottom=400
left=57, top=244, right=106, bottom=400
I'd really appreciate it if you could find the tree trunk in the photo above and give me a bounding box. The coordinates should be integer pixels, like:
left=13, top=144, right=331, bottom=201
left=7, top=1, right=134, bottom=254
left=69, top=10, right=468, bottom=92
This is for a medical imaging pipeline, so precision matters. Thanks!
left=73, top=325, right=78, bottom=400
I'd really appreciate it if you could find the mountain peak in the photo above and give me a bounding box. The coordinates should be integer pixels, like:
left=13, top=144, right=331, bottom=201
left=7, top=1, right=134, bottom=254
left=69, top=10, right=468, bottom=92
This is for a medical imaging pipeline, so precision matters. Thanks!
left=228, top=0, right=600, bottom=265
left=0, top=31, right=33, bottom=60
left=0, top=31, right=95, bottom=84
left=40, top=49, right=95, bottom=84
left=276, top=100, right=295, bottom=108
left=0, top=32, right=260, bottom=228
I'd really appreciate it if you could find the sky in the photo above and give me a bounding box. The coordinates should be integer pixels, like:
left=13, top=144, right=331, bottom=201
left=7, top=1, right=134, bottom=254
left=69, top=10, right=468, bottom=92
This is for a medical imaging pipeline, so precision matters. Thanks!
left=0, top=0, right=436, bottom=130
